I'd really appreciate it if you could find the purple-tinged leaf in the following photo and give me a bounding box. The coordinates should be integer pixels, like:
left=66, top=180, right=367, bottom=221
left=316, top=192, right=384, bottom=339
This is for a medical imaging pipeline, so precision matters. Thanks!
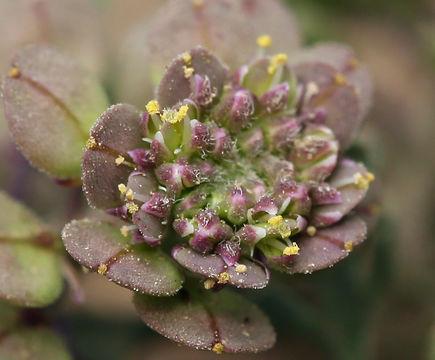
left=311, top=159, right=370, bottom=227
left=126, top=171, right=157, bottom=205
left=226, top=258, right=269, bottom=289
left=82, top=149, right=131, bottom=209
left=89, top=103, right=143, bottom=153
left=157, top=47, right=228, bottom=108
left=2, top=45, right=108, bottom=179
left=277, top=216, right=367, bottom=274
left=215, top=240, right=241, bottom=267
left=62, top=220, right=183, bottom=295
left=134, top=287, right=275, bottom=353
left=132, top=210, right=165, bottom=246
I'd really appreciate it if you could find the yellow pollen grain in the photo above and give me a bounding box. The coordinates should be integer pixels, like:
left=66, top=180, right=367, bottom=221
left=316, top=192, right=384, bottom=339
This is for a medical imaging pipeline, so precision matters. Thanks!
left=365, top=172, right=375, bottom=182
left=306, top=225, right=317, bottom=237
left=257, top=34, right=272, bottom=48
left=212, top=343, right=224, bottom=355
left=126, top=202, right=139, bottom=214
left=8, top=67, right=20, bottom=78
left=268, top=53, right=288, bottom=75
left=115, top=155, right=125, bottom=166
left=97, top=264, right=107, bottom=275
left=182, top=52, right=192, bottom=65
left=344, top=241, right=353, bottom=251
left=146, top=100, right=160, bottom=115
left=183, top=66, right=194, bottom=79
left=85, top=136, right=98, bottom=149
left=354, top=172, right=370, bottom=190
left=118, top=183, right=127, bottom=195
left=334, top=73, right=347, bottom=85
left=235, top=264, right=247, bottom=273
left=217, top=272, right=230, bottom=284
left=177, top=105, right=189, bottom=121
left=268, top=215, right=283, bottom=226
left=120, top=226, right=129, bottom=237
left=283, top=242, right=300, bottom=256
left=125, top=188, right=134, bottom=201
left=161, top=109, right=178, bottom=124
left=204, top=278, right=216, bottom=290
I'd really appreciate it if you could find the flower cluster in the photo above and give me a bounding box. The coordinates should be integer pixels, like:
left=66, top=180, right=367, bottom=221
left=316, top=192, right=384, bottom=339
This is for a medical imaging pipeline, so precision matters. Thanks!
left=63, top=37, right=373, bottom=353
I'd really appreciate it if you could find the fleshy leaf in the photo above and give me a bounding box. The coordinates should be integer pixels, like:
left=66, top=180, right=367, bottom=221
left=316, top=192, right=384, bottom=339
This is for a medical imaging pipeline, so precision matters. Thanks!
left=0, top=192, right=63, bottom=307
left=173, top=246, right=268, bottom=289
left=2, top=45, right=108, bottom=179
left=82, top=149, right=131, bottom=209
left=157, top=47, right=228, bottom=108
left=62, top=220, right=183, bottom=296
left=275, top=216, right=367, bottom=275
left=134, top=287, right=275, bottom=353
left=0, top=243, right=63, bottom=307
left=0, top=328, right=72, bottom=360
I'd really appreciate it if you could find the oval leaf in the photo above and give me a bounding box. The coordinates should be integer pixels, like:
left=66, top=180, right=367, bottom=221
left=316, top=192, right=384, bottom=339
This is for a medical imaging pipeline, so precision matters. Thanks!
left=276, top=216, right=367, bottom=275
left=62, top=220, right=183, bottom=296
left=0, top=328, right=72, bottom=360
left=2, top=45, right=108, bottom=179
left=134, top=287, right=275, bottom=353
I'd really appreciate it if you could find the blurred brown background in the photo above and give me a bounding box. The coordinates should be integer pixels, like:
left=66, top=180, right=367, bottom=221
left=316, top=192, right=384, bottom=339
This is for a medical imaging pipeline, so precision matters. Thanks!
left=0, top=0, right=434, bottom=359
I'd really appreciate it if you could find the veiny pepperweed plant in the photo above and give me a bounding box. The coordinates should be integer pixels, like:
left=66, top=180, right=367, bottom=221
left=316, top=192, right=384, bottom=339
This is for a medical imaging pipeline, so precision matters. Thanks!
left=0, top=0, right=375, bottom=356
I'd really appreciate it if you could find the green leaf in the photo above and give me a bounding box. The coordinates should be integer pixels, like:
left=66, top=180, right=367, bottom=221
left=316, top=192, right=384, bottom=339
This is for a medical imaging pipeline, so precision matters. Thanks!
left=62, top=220, right=183, bottom=296
left=134, top=287, right=276, bottom=353
left=0, top=192, right=63, bottom=307
left=0, top=328, right=72, bottom=360
left=2, top=45, right=109, bottom=180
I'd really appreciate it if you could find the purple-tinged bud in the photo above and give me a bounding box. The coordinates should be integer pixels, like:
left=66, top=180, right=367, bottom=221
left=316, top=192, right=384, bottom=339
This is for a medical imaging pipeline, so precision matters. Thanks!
left=260, top=83, right=290, bottom=114
left=231, top=65, right=248, bottom=86
left=212, top=89, right=254, bottom=133
left=180, top=164, right=206, bottom=188
left=191, top=74, right=216, bottom=106
left=128, top=148, right=159, bottom=169
left=106, top=205, right=128, bottom=220
left=132, top=210, right=164, bottom=246
left=238, top=127, right=264, bottom=156
left=235, top=225, right=267, bottom=245
left=174, top=186, right=210, bottom=217
left=225, top=185, right=249, bottom=225
left=257, top=154, right=295, bottom=182
left=310, top=210, right=343, bottom=228
left=249, top=197, right=278, bottom=221
left=274, top=180, right=312, bottom=216
left=215, top=240, right=241, bottom=267
left=310, top=183, right=342, bottom=205
left=190, top=120, right=214, bottom=152
left=295, top=215, right=308, bottom=233
left=155, top=163, right=182, bottom=195
left=142, top=192, right=173, bottom=218
left=298, top=108, right=327, bottom=125
left=266, top=117, right=301, bottom=153
left=244, top=179, right=267, bottom=203
left=131, top=229, right=160, bottom=247
left=190, top=231, right=215, bottom=253
left=210, top=126, right=234, bottom=158
left=173, top=219, right=195, bottom=238
left=151, top=132, right=172, bottom=162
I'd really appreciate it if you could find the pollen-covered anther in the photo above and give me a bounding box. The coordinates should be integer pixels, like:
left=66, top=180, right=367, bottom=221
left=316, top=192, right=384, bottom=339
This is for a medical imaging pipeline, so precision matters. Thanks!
left=203, top=278, right=216, bottom=290
left=268, top=53, right=288, bottom=75
left=120, top=225, right=129, bottom=237
left=8, top=67, right=20, bottom=78
left=97, top=264, right=107, bottom=275
left=283, top=242, right=300, bottom=255
left=115, top=155, right=125, bottom=166
left=125, top=188, right=134, bottom=201
left=126, top=202, right=139, bottom=214
left=85, top=136, right=98, bottom=149
left=344, top=241, right=353, bottom=252
left=183, top=66, right=194, bottom=79
left=257, top=34, right=272, bottom=48
left=217, top=272, right=230, bottom=284
left=145, top=100, right=160, bottom=115
left=212, top=343, right=224, bottom=355
left=306, top=225, right=317, bottom=237
left=268, top=215, right=283, bottom=226
left=181, top=52, right=192, bottom=66
left=118, top=183, right=127, bottom=195
left=235, top=264, right=247, bottom=273
left=334, top=73, right=347, bottom=85
left=353, top=172, right=374, bottom=189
